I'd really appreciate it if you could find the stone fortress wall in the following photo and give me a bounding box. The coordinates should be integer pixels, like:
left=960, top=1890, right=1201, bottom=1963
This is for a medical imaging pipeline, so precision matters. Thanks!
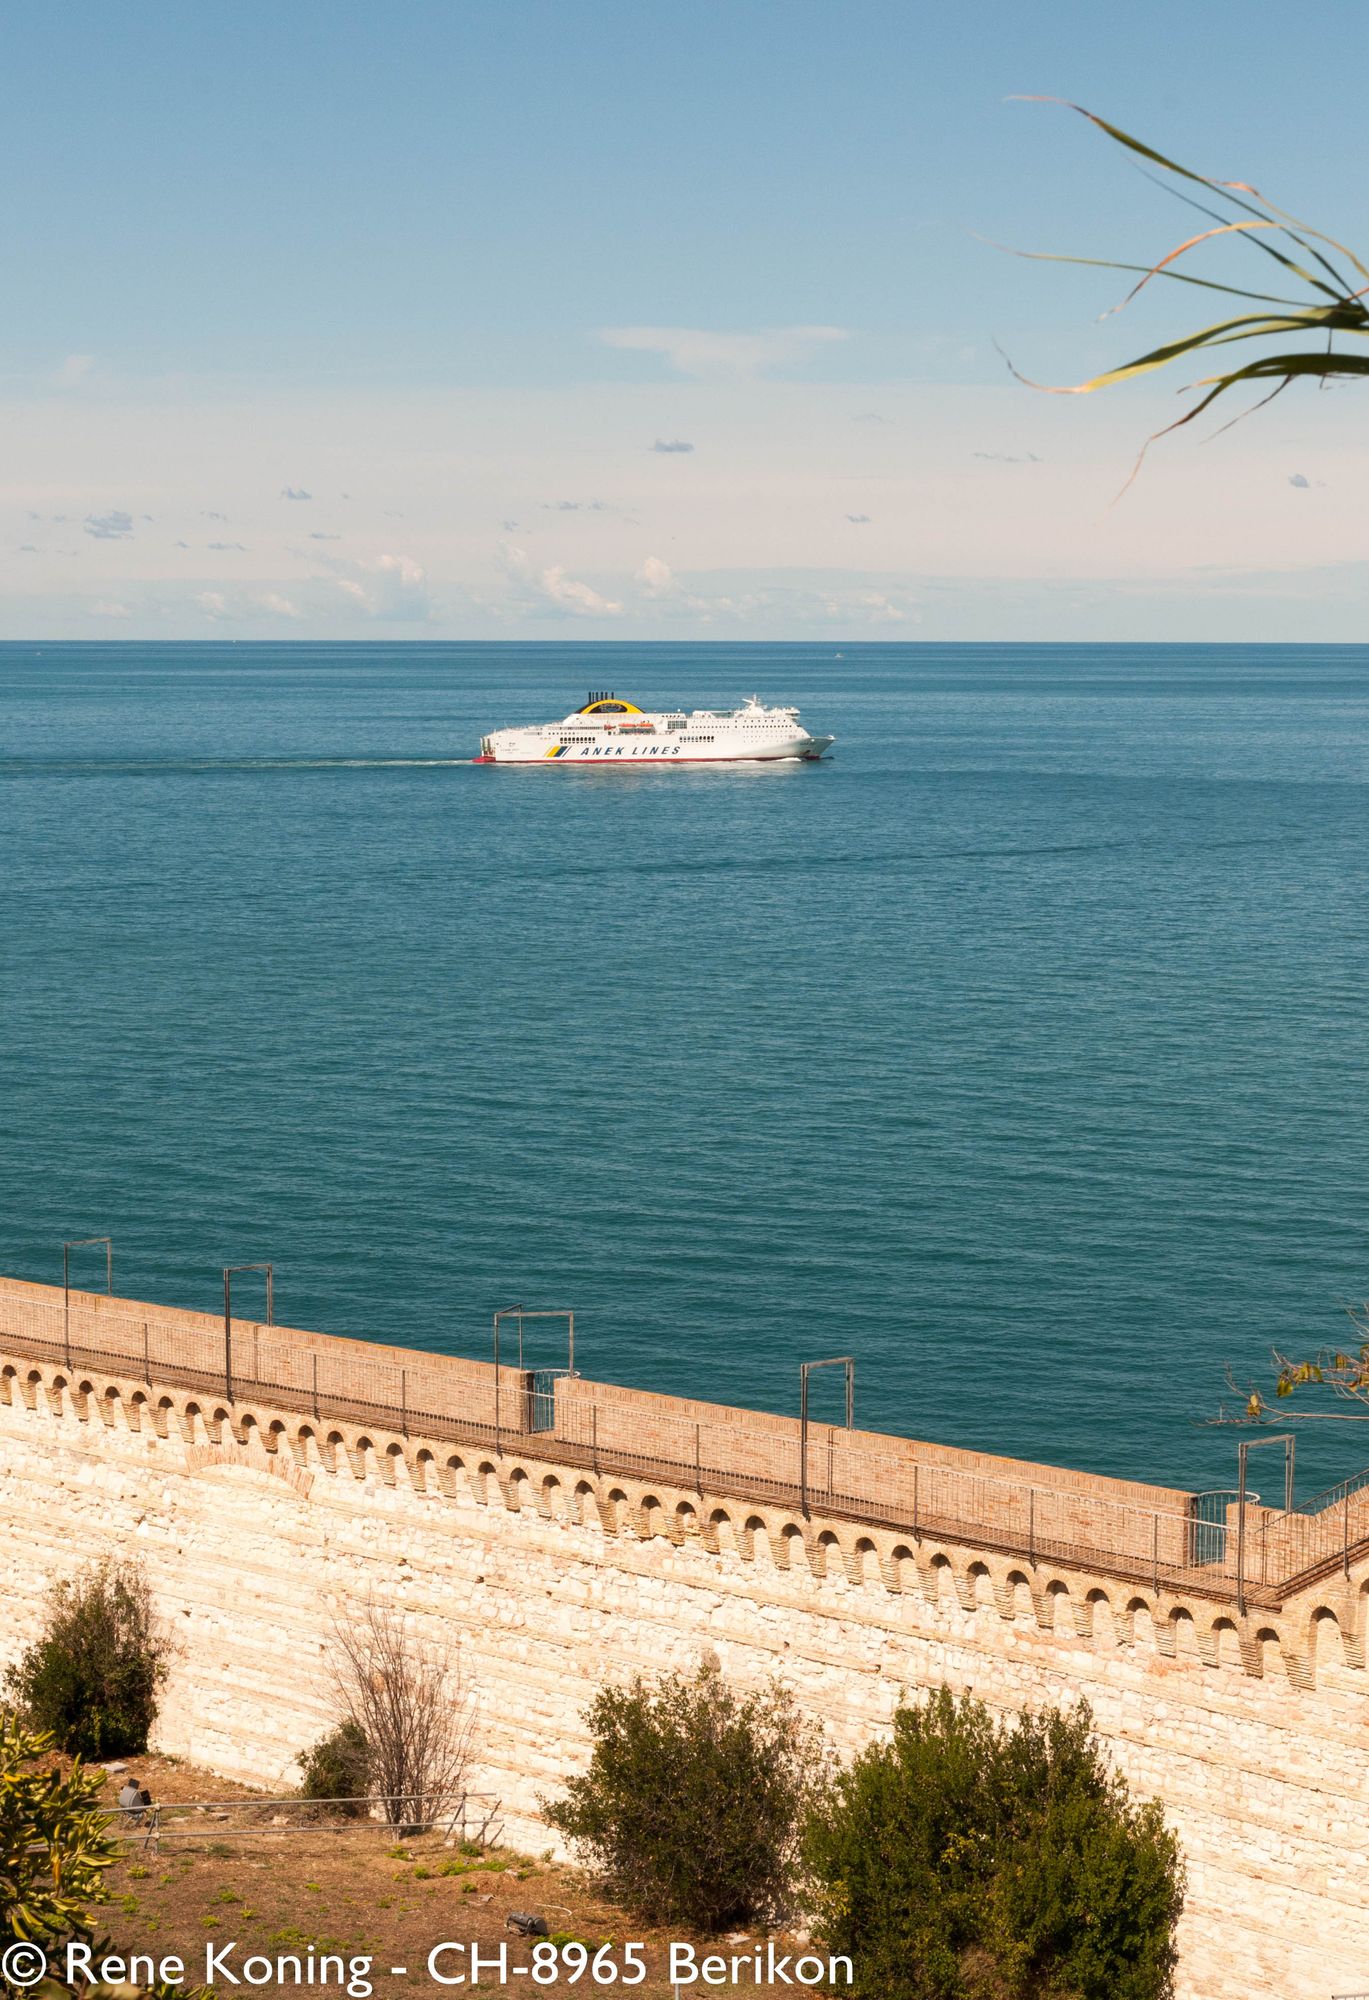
left=1, top=1273, right=1368, bottom=2000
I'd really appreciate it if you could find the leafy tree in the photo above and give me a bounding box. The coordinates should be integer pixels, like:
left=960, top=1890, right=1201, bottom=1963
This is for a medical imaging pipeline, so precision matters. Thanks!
left=0, top=1712, right=116, bottom=1988
left=805, top=1688, right=1184, bottom=2000
left=0, top=1712, right=201, bottom=2000
left=543, top=1663, right=822, bottom=1932
left=5, top=1560, right=169, bottom=1760
left=297, top=1718, right=373, bottom=1815
left=1015, top=102, right=1369, bottom=475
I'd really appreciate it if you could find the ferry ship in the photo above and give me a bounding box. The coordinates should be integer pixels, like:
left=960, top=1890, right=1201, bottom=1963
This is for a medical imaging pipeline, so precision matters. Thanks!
left=476, top=693, right=834, bottom=765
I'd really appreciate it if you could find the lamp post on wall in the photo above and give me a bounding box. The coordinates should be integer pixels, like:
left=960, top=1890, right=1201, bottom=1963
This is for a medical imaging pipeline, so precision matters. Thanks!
left=1235, top=1432, right=1295, bottom=1618
left=492, top=1305, right=576, bottom=1454
left=63, top=1237, right=112, bottom=1372
left=222, top=1263, right=273, bottom=1405
left=492, top=1305, right=524, bottom=1457
left=799, top=1357, right=855, bottom=1521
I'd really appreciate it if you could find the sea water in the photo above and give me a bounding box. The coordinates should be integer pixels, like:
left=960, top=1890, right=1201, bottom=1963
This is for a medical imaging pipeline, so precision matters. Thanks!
left=3, top=640, right=1368, bottom=1497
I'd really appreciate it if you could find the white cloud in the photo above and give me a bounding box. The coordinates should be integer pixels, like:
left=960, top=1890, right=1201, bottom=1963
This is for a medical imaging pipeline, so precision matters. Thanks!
left=539, top=563, right=622, bottom=616
left=195, top=591, right=228, bottom=618
left=54, top=354, right=94, bottom=387
left=493, top=542, right=623, bottom=619
left=327, top=551, right=434, bottom=622
left=281, top=485, right=312, bottom=501
left=259, top=591, right=303, bottom=619
left=636, top=555, right=677, bottom=598
left=90, top=599, right=132, bottom=619
left=600, top=325, right=850, bottom=380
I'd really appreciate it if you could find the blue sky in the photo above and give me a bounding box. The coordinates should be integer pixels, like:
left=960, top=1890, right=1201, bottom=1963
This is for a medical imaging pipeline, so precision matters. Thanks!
left=7, top=0, right=1369, bottom=639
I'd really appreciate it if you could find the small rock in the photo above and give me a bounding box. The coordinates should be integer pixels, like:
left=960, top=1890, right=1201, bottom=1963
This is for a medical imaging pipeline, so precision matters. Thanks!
left=102, top=1761, right=128, bottom=1774
left=726, top=1933, right=751, bottom=1944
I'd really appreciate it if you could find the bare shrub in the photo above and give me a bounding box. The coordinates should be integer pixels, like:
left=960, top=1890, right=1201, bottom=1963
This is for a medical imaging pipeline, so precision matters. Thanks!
left=329, top=1600, right=475, bottom=1831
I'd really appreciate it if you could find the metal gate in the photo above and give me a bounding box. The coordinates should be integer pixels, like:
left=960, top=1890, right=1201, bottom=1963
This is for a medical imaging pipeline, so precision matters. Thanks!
left=530, top=1367, right=571, bottom=1433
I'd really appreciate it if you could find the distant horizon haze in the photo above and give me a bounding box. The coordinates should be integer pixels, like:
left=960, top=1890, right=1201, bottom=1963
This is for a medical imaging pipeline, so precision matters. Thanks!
left=5, top=0, right=1369, bottom=642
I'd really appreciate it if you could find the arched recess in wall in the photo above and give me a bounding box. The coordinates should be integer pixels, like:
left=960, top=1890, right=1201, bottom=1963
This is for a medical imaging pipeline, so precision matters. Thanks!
left=746, top=1517, right=774, bottom=1567
left=1206, top=1616, right=1240, bottom=1670
left=1254, top=1627, right=1286, bottom=1679
left=966, top=1561, right=996, bottom=1611
left=1308, top=1606, right=1344, bottom=1676
left=1127, top=1598, right=1157, bottom=1651
left=1005, top=1569, right=1035, bottom=1622
left=1169, top=1607, right=1200, bottom=1660
left=887, top=1544, right=916, bottom=1595
left=854, top=1538, right=884, bottom=1590
left=815, top=1529, right=844, bottom=1583
left=1044, top=1580, right=1074, bottom=1632
left=1085, top=1588, right=1115, bottom=1643
left=781, top=1524, right=810, bottom=1575
left=927, top=1553, right=959, bottom=1608
left=708, top=1508, right=737, bottom=1557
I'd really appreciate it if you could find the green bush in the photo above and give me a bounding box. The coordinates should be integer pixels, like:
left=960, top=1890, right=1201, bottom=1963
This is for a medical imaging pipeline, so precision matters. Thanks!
left=297, top=1718, right=372, bottom=1815
left=0, top=1710, right=117, bottom=1988
left=805, top=1689, right=1185, bottom=2000
left=5, top=1559, right=169, bottom=1760
left=542, top=1663, right=821, bottom=1932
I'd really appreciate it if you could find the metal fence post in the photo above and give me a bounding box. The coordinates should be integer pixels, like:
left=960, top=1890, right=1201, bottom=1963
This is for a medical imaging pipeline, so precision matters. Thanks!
left=1028, top=1488, right=1035, bottom=1567
left=799, top=1357, right=854, bottom=1523
left=694, top=1423, right=702, bottom=1496
left=223, top=1265, right=272, bottom=1407
left=312, top=1353, right=319, bottom=1424
left=1236, top=1468, right=1246, bottom=1616
left=63, top=1236, right=112, bottom=1372
left=223, top=1271, right=234, bottom=1404
left=1152, top=1514, right=1159, bottom=1595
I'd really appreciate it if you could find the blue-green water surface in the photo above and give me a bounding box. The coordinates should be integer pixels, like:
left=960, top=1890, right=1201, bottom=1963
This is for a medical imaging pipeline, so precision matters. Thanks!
left=3, top=641, right=1368, bottom=1496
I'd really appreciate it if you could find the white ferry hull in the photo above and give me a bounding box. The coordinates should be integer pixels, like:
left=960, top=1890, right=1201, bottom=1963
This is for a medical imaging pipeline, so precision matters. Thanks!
left=477, top=735, right=832, bottom=766
left=476, top=694, right=834, bottom=767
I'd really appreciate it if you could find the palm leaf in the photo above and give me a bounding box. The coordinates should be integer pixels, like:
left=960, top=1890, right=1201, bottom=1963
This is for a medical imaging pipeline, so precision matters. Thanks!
left=1011, top=100, right=1369, bottom=457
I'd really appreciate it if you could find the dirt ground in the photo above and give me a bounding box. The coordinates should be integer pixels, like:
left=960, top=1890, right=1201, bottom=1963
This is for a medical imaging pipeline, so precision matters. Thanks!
left=87, top=1756, right=829, bottom=1999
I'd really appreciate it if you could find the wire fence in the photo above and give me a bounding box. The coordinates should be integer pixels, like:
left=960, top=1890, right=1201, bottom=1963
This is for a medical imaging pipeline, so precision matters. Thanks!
left=5, top=1283, right=1369, bottom=1610
left=110, top=1791, right=504, bottom=1851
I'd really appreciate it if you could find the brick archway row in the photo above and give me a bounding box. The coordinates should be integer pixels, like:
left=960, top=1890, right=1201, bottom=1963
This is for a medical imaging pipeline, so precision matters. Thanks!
left=5, top=1354, right=1365, bottom=1690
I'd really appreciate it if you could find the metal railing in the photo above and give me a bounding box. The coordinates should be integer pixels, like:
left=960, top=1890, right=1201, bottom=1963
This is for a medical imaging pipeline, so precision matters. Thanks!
left=111, top=1790, right=503, bottom=1851
left=5, top=1285, right=1369, bottom=1610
